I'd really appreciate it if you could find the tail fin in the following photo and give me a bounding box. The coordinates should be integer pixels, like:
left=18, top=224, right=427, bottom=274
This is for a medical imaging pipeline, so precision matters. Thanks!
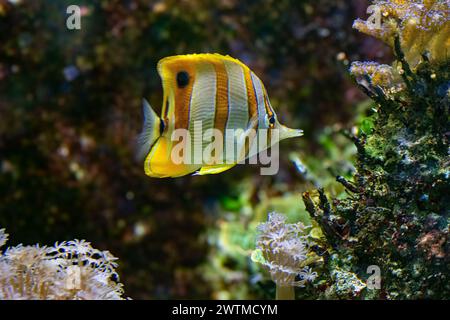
left=135, top=99, right=161, bottom=161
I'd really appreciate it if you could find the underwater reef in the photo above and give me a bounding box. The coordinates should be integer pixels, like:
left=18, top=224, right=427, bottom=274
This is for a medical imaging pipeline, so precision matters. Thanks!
left=0, top=0, right=448, bottom=300
left=303, top=0, right=449, bottom=299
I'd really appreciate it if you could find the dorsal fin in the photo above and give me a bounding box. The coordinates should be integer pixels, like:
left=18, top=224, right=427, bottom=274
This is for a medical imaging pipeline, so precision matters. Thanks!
left=135, top=99, right=161, bottom=161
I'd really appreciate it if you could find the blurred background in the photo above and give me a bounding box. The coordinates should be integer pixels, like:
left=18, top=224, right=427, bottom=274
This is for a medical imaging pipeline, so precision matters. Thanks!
left=0, top=0, right=391, bottom=299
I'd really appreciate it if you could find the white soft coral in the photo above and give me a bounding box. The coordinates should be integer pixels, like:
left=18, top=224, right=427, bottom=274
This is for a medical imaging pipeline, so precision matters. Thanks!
left=0, top=228, right=125, bottom=300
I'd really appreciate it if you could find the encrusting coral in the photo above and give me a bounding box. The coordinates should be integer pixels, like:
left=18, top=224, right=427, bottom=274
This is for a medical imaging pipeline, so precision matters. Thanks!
left=303, top=0, right=449, bottom=299
left=0, top=228, right=125, bottom=300
left=353, top=0, right=450, bottom=67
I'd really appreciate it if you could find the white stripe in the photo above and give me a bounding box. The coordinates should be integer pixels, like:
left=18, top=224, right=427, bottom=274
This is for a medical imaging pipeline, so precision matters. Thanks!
left=223, top=61, right=249, bottom=163
left=224, top=61, right=249, bottom=131
left=251, top=72, right=267, bottom=129
left=189, top=62, right=217, bottom=163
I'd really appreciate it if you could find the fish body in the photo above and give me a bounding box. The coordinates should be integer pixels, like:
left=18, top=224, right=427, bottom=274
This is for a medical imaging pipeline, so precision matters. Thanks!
left=138, top=53, right=303, bottom=178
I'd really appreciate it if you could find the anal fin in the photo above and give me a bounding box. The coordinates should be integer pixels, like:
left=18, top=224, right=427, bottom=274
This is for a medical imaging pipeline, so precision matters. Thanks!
left=194, top=164, right=236, bottom=176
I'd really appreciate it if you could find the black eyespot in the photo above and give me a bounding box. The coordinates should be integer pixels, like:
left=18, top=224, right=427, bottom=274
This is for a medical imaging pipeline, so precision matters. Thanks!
left=269, top=115, right=275, bottom=124
left=176, top=71, right=189, bottom=88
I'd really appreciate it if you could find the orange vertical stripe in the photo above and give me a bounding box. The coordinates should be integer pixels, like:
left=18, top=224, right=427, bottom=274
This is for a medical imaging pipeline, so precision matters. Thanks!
left=262, top=86, right=274, bottom=118
left=243, top=68, right=258, bottom=120
left=211, top=59, right=229, bottom=135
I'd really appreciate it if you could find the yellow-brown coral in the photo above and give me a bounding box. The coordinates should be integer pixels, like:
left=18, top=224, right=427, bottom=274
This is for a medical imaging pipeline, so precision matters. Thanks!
left=350, top=61, right=395, bottom=87
left=353, top=0, right=450, bottom=67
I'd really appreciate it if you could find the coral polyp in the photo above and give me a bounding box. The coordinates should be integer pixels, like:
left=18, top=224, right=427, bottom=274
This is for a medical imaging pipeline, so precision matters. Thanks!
left=254, top=212, right=319, bottom=299
left=0, top=228, right=125, bottom=300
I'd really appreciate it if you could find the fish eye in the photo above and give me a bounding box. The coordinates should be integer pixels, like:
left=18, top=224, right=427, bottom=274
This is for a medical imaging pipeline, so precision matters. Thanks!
left=176, top=71, right=189, bottom=88
left=269, top=115, right=275, bottom=124
left=268, top=115, right=276, bottom=128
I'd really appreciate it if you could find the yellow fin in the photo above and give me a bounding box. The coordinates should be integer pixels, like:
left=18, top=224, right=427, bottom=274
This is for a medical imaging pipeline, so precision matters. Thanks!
left=194, top=164, right=236, bottom=176
left=158, top=53, right=250, bottom=73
